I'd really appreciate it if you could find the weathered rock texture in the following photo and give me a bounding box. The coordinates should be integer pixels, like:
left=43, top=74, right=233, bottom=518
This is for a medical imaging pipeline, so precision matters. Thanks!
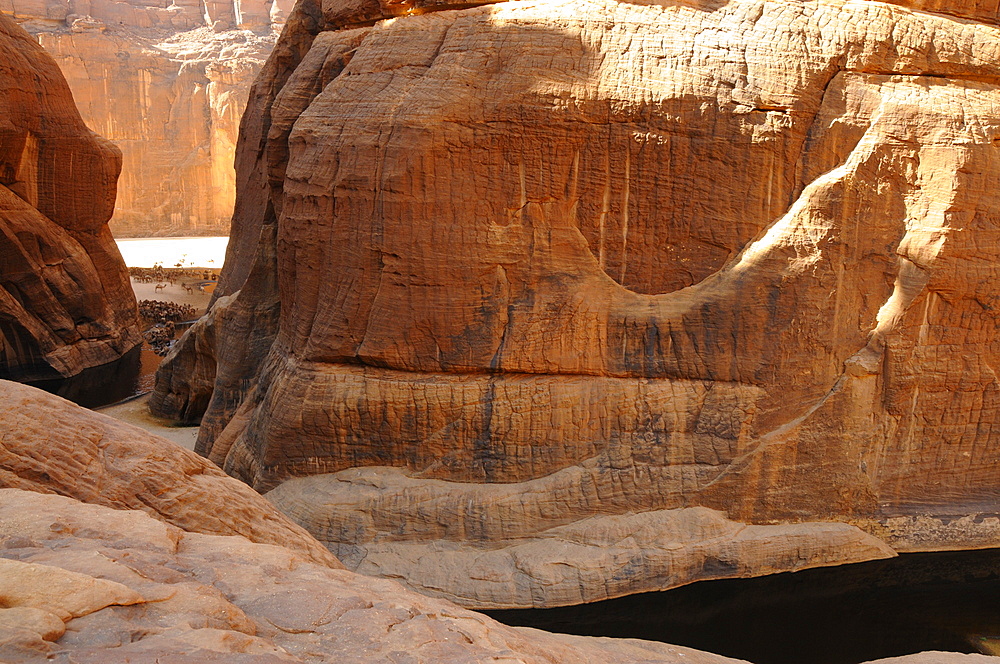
left=2, top=487, right=995, bottom=664
left=0, top=488, right=755, bottom=664
left=155, top=0, right=1000, bottom=608
left=0, top=13, right=140, bottom=381
left=0, top=389, right=992, bottom=663
left=2, top=0, right=283, bottom=236
left=0, top=379, right=340, bottom=567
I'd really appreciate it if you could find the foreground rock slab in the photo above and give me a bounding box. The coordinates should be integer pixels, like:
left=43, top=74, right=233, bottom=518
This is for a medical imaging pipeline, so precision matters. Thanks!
left=0, top=488, right=748, bottom=664
left=0, top=380, right=339, bottom=568
left=0, top=488, right=993, bottom=664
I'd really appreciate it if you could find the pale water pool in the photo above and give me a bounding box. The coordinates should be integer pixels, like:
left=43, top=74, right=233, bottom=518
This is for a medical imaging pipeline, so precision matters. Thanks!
left=115, top=236, right=229, bottom=269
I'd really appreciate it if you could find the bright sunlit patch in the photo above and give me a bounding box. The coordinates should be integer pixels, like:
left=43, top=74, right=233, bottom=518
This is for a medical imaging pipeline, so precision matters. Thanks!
left=115, top=237, right=229, bottom=268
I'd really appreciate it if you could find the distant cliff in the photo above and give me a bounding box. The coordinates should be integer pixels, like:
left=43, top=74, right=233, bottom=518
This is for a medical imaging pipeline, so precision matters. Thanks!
left=0, top=12, right=140, bottom=380
left=1, top=0, right=282, bottom=236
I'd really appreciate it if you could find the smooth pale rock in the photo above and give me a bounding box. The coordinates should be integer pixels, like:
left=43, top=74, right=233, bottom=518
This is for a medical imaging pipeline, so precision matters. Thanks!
left=157, top=0, right=1000, bottom=608
left=0, top=607, right=67, bottom=641
left=0, top=558, right=144, bottom=621
left=0, top=488, right=749, bottom=664
left=0, top=12, right=140, bottom=380
left=271, top=470, right=894, bottom=608
left=0, top=380, right=341, bottom=568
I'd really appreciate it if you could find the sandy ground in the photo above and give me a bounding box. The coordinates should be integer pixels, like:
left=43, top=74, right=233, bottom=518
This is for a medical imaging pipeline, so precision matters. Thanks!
left=98, top=394, right=199, bottom=451
left=131, top=277, right=214, bottom=316
left=92, top=275, right=216, bottom=449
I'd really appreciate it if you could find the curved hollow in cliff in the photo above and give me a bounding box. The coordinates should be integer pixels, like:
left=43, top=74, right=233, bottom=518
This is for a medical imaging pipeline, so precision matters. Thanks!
left=154, top=0, right=1000, bottom=608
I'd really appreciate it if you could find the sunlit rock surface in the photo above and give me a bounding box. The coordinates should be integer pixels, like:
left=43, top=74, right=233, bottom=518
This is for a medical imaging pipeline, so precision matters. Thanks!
left=156, top=0, right=1000, bottom=608
left=2, top=0, right=283, bottom=236
left=0, top=383, right=994, bottom=663
left=0, top=380, right=340, bottom=567
left=0, top=13, right=140, bottom=381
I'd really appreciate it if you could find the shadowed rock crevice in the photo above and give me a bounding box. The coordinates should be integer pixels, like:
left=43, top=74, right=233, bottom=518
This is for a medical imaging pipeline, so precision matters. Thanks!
left=487, top=548, right=1000, bottom=664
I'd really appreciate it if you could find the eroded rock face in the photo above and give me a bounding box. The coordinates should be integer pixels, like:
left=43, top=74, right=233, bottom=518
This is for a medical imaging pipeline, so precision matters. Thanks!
left=0, top=484, right=994, bottom=664
left=0, top=380, right=340, bottom=567
left=0, top=389, right=993, bottom=663
left=2, top=0, right=281, bottom=236
left=0, top=13, right=141, bottom=380
left=156, top=0, right=1000, bottom=607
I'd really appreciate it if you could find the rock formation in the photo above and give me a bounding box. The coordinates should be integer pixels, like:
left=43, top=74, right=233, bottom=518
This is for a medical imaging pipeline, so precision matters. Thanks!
left=0, top=490, right=741, bottom=664
left=0, top=379, right=340, bottom=566
left=0, top=391, right=991, bottom=663
left=6, top=488, right=993, bottom=664
left=2, top=0, right=282, bottom=237
left=0, top=13, right=141, bottom=381
left=153, top=0, right=1000, bottom=608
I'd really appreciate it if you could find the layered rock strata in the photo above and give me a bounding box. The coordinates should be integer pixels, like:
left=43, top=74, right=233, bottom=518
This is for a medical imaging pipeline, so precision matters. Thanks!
left=6, top=488, right=993, bottom=664
left=0, top=385, right=993, bottom=663
left=0, top=380, right=339, bottom=567
left=0, top=13, right=140, bottom=381
left=155, top=0, right=1000, bottom=607
left=2, top=0, right=282, bottom=236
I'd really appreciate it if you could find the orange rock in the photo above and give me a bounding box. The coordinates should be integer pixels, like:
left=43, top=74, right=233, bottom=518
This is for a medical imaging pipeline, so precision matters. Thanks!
left=0, top=13, right=141, bottom=380
left=35, top=28, right=275, bottom=237
left=4, top=0, right=281, bottom=237
left=155, top=0, right=1000, bottom=606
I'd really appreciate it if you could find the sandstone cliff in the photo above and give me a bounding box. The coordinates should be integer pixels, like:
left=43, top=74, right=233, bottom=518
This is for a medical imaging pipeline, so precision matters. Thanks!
left=2, top=0, right=281, bottom=236
left=155, top=0, right=1000, bottom=608
left=0, top=12, right=141, bottom=381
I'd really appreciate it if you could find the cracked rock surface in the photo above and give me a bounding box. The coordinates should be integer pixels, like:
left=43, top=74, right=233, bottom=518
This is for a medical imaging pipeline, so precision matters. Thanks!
left=154, top=0, right=1000, bottom=608
left=0, top=381, right=995, bottom=663
left=0, top=486, right=995, bottom=664
left=0, top=488, right=753, bottom=664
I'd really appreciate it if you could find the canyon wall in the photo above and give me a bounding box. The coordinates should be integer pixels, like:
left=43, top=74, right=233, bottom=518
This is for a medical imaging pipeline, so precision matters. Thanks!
left=154, top=0, right=1000, bottom=608
left=1, top=0, right=282, bottom=237
left=0, top=12, right=140, bottom=381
